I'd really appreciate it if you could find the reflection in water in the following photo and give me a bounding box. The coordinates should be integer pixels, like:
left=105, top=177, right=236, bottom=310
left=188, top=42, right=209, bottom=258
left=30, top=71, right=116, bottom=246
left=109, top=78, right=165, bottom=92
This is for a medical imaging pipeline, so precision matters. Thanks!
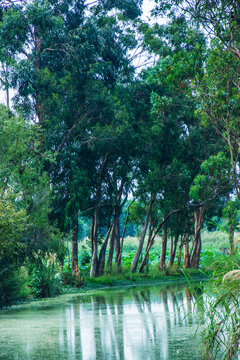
left=0, top=284, right=204, bottom=360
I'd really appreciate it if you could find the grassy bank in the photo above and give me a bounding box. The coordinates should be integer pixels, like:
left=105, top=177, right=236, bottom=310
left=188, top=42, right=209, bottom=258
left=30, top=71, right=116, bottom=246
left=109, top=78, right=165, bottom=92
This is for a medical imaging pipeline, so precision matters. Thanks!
left=61, top=266, right=209, bottom=296
left=2, top=230, right=240, bottom=308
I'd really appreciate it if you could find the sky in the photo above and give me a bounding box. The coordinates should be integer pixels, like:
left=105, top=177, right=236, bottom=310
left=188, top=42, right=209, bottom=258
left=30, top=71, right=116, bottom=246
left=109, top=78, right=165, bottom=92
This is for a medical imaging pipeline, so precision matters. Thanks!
left=0, top=0, right=157, bottom=107
left=142, top=0, right=155, bottom=21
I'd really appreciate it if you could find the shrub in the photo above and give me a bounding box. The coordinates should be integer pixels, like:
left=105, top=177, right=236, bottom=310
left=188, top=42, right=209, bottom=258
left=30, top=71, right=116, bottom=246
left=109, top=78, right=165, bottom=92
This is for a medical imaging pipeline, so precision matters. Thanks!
left=29, top=251, right=62, bottom=298
left=61, top=268, right=75, bottom=286
left=0, top=267, right=30, bottom=308
left=79, top=248, right=91, bottom=268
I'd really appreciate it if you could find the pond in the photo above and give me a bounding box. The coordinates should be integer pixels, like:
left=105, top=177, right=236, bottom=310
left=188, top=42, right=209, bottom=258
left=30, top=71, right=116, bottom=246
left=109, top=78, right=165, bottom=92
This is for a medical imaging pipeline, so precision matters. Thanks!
left=0, top=283, right=204, bottom=360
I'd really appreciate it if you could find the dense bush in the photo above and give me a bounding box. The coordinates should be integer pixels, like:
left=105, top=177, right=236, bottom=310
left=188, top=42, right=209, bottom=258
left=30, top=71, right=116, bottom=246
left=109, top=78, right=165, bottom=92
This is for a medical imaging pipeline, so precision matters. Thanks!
left=0, top=267, right=30, bottom=308
left=79, top=247, right=91, bottom=268
left=28, top=252, right=62, bottom=298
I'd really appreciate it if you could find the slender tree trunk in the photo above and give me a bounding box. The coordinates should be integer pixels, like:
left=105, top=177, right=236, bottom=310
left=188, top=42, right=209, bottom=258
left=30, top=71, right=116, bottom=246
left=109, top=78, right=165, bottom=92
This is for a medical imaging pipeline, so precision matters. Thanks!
left=168, top=234, right=179, bottom=267
left=114, top=217, right=121, bottom=267
left=6, top=87, right=9, bottom=108
left=177, top=235, right=183, bottom=267
left=159, top=225, right=167, bottom=270
left=183, top=234, right=190, bottom=268
left=107, top=215, right=120, bottom=270
left=229, top=224, right=234, bottom=254
left=139, top=208, right=183, bottom=273
left=90, top=154, right=110, bottom=278
left=139, top=222, right=153, bottom=273
left=131, top=196, right=155, bottom=273
left=107, top=220, right=116, bottom=270
left=116, top=199, right=135, bottom=268
left=98, top=227, right=111, bottom=276
left=225, top=194, right=235, bottom=254
left=107, top=179, right=125, bottom=270
left=168, top=233, right=173, bottom=265
left=90, top=216, right=94, bottom=255
left=90, top=212, right=99, bottom=277
left=2, top=64, right=10, bottom=108
left=144, top=221, right=153, bottom=271
left=67, top=236, right=70, bottom=269
left=71, top=214, right=79, bottom=275
left=190, top=206, right=205, bottom=268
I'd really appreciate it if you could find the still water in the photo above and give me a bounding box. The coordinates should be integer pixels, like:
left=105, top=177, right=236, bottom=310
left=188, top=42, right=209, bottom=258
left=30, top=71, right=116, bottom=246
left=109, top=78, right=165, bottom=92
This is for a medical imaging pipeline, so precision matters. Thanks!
left=0, top=284, right=204, bottom=360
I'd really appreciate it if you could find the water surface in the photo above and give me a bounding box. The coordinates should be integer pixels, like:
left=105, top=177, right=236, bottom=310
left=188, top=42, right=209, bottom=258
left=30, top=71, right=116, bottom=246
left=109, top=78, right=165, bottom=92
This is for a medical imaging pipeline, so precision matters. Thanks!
left=0, top=284, right=204, bottom=360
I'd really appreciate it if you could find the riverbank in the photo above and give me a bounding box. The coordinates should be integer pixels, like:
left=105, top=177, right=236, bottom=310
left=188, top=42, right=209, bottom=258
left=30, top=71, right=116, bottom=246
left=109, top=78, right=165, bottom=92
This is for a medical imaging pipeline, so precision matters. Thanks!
left=43, top=268, right=210, bottom=302
left=2, top=270, right=208, bottom=312
left=0, top=268, right=209, bottom=310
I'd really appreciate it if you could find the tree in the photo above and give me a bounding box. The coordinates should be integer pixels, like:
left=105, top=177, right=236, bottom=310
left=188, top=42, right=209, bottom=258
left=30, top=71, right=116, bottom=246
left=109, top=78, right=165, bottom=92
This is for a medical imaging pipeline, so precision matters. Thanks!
left=190, top=152, right=233, bottom=267
left=0, top=190, right=28, bottom=276
left=0, top=0, right=143, bottom=276
left=130, top=17, right=211, bottom=271
left=154, top=0, right=240, bottom=60
left=195, top=43, right=240, bottom=200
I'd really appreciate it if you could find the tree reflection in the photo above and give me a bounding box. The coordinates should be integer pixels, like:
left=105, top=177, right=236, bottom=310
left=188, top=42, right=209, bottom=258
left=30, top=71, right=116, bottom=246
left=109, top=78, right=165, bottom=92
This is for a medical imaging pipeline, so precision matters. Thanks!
left=0, top=285, right=204, bottom=360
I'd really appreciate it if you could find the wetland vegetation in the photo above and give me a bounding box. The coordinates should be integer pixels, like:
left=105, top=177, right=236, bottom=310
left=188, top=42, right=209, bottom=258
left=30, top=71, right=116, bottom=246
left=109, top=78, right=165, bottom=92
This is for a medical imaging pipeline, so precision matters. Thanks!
left=1, top=0, right=240, bottom=359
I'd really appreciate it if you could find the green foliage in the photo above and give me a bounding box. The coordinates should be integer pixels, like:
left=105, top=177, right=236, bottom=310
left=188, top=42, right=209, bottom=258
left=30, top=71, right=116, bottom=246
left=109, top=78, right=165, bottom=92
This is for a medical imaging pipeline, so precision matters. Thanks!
left=200, top=249, right=240, bottom=275
left=201, top=284, right=240, bottom=360
left=0, top=190, right=28, bottom=269
left=79, top=247, right=91, bottom=268
left=61, top=268, right=75, bottom=286
left=154, top=0, right=240, bottom=62
left=47, top=228, right=67, bottom=266
left=28, top=252, right=62, bottom=298
left=0, top=267, right=30, bottom=308
left=0, top=0, right=240, bottom=293
left=190, top=152, right=232, bottom=203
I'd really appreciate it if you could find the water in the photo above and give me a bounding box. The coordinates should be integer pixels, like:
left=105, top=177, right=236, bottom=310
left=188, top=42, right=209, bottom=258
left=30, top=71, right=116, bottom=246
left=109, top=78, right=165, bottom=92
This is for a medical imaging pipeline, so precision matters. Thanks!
left=0, top=284, right=204, bottom=360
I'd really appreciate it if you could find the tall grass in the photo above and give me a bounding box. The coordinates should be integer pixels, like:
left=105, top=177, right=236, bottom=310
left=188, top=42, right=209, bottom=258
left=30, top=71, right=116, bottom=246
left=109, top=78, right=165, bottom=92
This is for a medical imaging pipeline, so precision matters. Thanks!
left=200, top=283, right=240, bottom=360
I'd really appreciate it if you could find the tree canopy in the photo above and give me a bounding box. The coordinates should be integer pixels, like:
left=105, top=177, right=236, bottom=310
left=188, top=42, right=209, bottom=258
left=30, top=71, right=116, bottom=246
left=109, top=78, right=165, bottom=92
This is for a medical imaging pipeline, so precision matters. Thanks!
left=0, top=0, right=240, bottom=293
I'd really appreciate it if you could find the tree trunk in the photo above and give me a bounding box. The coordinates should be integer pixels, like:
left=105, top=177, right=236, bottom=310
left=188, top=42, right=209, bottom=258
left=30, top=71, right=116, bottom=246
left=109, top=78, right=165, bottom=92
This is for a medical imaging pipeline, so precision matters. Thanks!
left=177, top=235, right=183, bottom=267
left=107, top=220, right=116, bottom=270
left=6, top=87, right=9, bottom=109
left=90, top=216, right=94, bottom=255
left=225, top=194, right=235, bottom=254
left=168, top=233, right=174, bottom=266
left=138, top=222, right=153, bottom=273
left=90, top=213, right=99, bottom=278
left=90, top=154, right=110, bottom=278
left=107, top=215, right=120, bottom=270
left=139, top=208, right=183, bottom=273
left=131, top=196, right=155, bottom=273
left=190, top=206, right=205, bottom=268
left=229, top=224, right=234, bottom=254
left=71, top=214, right=79, bottom=275
left=159, top=225, right=167, bottom=270
left=168, top=234, right=179, bottom=267
left=116, top=199, right=135, bottom=268
left=98, top=227, right=111, bottom=276
left=67, top=236, right=70, bottom=269
left=183, top=234, right=190, bottom=268
left=114, top=217, right=121, bottom=267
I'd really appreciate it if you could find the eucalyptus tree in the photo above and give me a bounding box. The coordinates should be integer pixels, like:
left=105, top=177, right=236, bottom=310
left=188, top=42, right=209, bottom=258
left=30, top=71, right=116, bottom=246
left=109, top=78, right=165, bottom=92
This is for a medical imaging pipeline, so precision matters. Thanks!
left=154, top=0, right=240, bottom=60
left=130, top=17, right=211, bottom=272
left=0, top=0, right=143, bottom=275
left=195, top=43, right=240, bottom=200
left=190, top=152, right=233, bottom=267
